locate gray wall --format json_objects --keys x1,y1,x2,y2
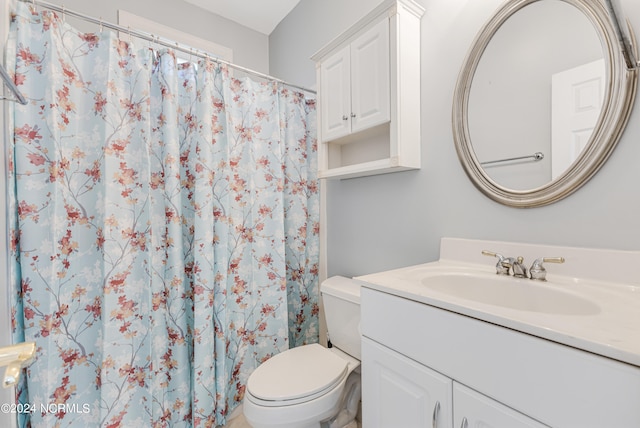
[
  {"x1": 270, "y1": 0, "x2": 640, "y2": 278},
  {"x1": 43, "y1": 0, "x2": 269, "y2": 73}
]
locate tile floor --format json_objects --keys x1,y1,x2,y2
[
  {"x1": 222, "y1": 413, "x2": 251, "y2": 428},
  {"x1": 223, "y1": 411, "x2": 361, "y2": 428}
]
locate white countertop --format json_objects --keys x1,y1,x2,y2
[{"x1": 355, "y1": 238, "x2": 640, "y2": 367}]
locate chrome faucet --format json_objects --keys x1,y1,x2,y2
[
  {"x1": 511, "y1": 256, "x2": 528, "y2": 278},
  {"x1": 483, "y1": 251, "x2": 528, "y2": 277},
  {"x1": 529, "y1": 257, "x2": 565, "y2": 281},
  {"x1": 481, "y1": 251, "x2": 511, "y2": 275},
  {"x1": 484, "y1": 251, "x2": 565, "y2": 281}
]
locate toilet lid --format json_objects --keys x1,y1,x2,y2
[{"x1": 247, "y1": 344, "x2": 348, "y2": 403}]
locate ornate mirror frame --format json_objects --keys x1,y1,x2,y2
[{"x1": 452, "y1": 0, "x2": 638, "y2": 208}]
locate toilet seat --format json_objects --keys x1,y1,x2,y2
[{"x1": 246, "y1": 344, "x2": 348, "y2": 407}]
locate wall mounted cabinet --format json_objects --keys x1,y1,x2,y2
[
  {"x1": 320, "y1": 19, "x2": 390, "y2": 142},
  {"x1": 311, "y1": 0, "x2": 424, "y2": 179}
]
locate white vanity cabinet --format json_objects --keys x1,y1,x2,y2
[
  {"x1": 361, "y1": 286, "x2": 640, "y2": 428},
  {"x1": 311, "y1": 0, "x2": 423, "y2": 179}
]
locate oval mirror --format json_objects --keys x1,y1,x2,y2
[{"x1": 452, "y1": 0, "x2": 638, "y2": 208}]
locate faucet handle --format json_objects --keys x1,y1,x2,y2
[
  {"x1": 481, "y1": 250, "x2": 499, "y2": 258},
  {"x1": 529, "y1": 257, "x2": 565, "y2": 281},
  {"x1": 512, "y1": 256, "x2": 528, "y2": 278},
  {"x1": 482, "y1": 250, "x2": 510, "y2": 275}
]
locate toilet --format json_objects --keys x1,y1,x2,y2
[{"x1": 243, "y1": 276, "x2": 361, "y2": 428}]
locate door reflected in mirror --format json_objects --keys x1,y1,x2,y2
[{"x1": 468, "y1": 0, "x2": 603, "y2": 191}]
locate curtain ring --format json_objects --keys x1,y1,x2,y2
[
  {"x1": 127, "y1": 26, "x2": 132, "y2": 43},
  {"x1": 99, "y1": 17, "x2": 103, "y2": 33},
  {"x1": 148, "y1": 34, "x2": 156, "y2": 62}
]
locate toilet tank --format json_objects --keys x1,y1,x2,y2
[{"x1": 321, "y1": 276, "x2": 361, "y2": 360}]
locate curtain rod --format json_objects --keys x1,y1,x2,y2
[
  {"x1": 21, "y1": 0, "x2": 317, "y2": 95},
  {"x1": 0, "y1": 62, "x2": 27, "y2": 104},
  {"x1": 604, "y1": 0, "x2": 639, "y2": 70}
]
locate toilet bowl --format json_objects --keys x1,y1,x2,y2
[{"x1": 243, "y1": 276, "x2": 361, "y2": 428}]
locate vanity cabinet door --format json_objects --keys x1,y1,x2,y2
[
  {"x1": 362, "y1": 337, "x2": 453, "y2": 428},
  {"x1": 453, "y1": 383, "x2": 549, "y2": 428}
]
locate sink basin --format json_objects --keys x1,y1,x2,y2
[
  {"x1": 421, "y1": 273, "x2": 600, "y2": 315},
  {"x1": 357, "y1": 238, "x2": 640, "y2": 368}
]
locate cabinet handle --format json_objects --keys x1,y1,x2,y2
[
  {"x1": 351, "y1": 112, "x2": 356, "y2": 118},
  {"x1": 432, "y1": 401, "x2": 440, "y2": 428},
  {"x1": 460, "y1": 417, "x2": 468, "y2": 428},
  {"x1": 342, "y1": 115, "x2": 349, "y2": 121}
]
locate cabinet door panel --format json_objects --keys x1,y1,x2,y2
[
  {"x1": 363, "y1": 337, "x2": 453, "y2": 428},
  {"x1": 350, "y1": 18, "x2": 390, "y2": 133},
  {"x1": 320, "y1": 45, "x2": 351, "y2": 142},
  {"x1": 453, "y1": 383, "x2": 549, "y2": 428}
]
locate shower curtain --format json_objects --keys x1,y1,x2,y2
[{"x1": 7, "y1": 3, "x2": 319, "y2": 427}]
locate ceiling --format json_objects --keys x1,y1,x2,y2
[{"x1": 183, "y1": 0, "x2": 302, "y2": 35}]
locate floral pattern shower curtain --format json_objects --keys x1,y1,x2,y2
[{"x1": 7, "y1": 4, "x2": 319, "y2": 427}]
